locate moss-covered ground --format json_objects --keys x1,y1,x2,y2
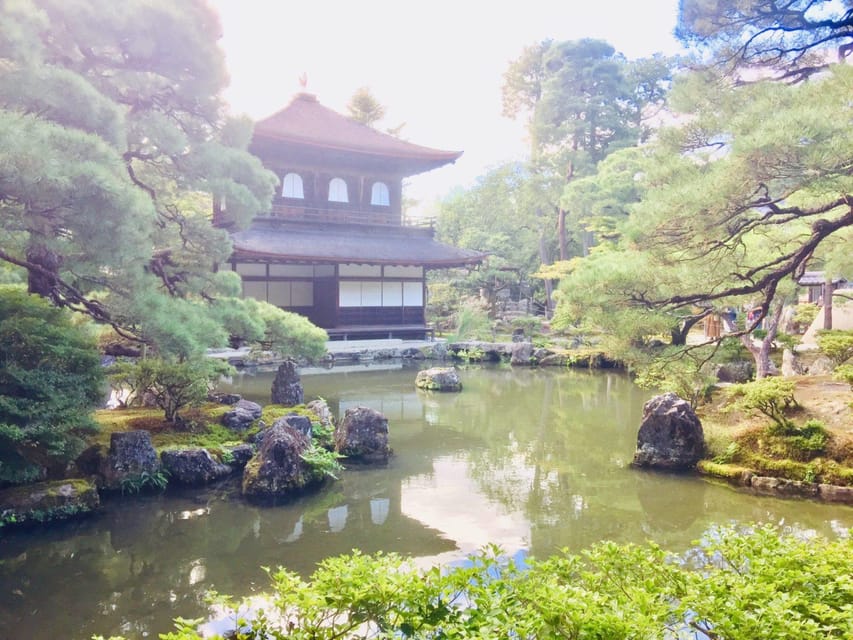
[
  {"x1": 698, "y1": 376, "x2": 853, "y2": 486},
  {"x1": 92, "y1": 404, "x2": 251, "y2": 454}
]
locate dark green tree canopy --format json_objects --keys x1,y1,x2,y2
[
  {"x1": 0, "y1": 286, "x2": 104, "y2": 484},
  {"x1": 501, "y1": 38, "x2": 673, "y2": 263},
  {"x1": 0, "y1": 0, "x2": 283, "y2": 356}
]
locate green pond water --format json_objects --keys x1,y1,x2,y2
[{"x1": 1, "y1": 363, "x2": 851, "y2": 639}]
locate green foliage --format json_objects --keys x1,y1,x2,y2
[
  {"x1": 816, "y1": 329, "x2": 853, "y2": 367},
  {"x1": 247, "y1": 299, "x2": 328, "y2": 361},
  {"x1": 0, "y1": 0, "x2": 279, "y2": 357},
  {"x1": 448, "y1": 301, "x2": 492, "y2": 342},
  {"x1": 634, "y1": 354, "x2": 717, "y2": 408},
  {"x1": 435, "y1": 162, "x2": 550, "y2": 307},
  {"x1": 119, "y1": 469, "x2": 169, "y2": 495},
  {"x1": 108, "y1": 358, "x2": 233, "y2": 423},
  {"x1": 510, "y1": 315, "x2": 542, "y2": 336},
  {"x1": 299, "y1": 444, "x2": 344, "y2": 482},
  {"x1": 425, "y1": 279, "x2": 462, "y2": 331},
  {"x1": 781, "y1": 419, "x2": 829, "y2": 458},
  {"x1": 775, "y1": 332, "x2": 800, "y2": 351},
  {"x1": 145, "y1": 525, "x2": 853, "y2": 639},
  {"x1": 712, "y1": 441, "x2": 740, "y2": 465},
  {"x1": 793, "y1": 302, "x2": 820, "y2": 331},
  {"x1": 715, "y1": 336, "x2": 750, "y2": 363},
  {"x1": 833, "y1": 364, "x2": 853, "y2": 390},
  {"x1": 346, "y1": 86, "x2": 386, "y2": 128},
  {"x1": 0, "y1": 287, "x2": 103, "y2": 484},
  {"x1": 727, "y1": 377, "x2": 799, "y2": 432},
  {"x1": 453, "y1": 346, "x2": 487, "y2": 363}
]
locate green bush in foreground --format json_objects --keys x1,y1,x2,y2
[
  {"x1": 98, "y1": 524, "x2": 852, "y2": 639},
  {"x1": 0, "y1": 287, "x2": 103, "y2": 484}
]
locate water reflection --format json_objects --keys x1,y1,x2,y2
[{"x1": 1, "y1": 365, "x2": 851, "y2": 639}]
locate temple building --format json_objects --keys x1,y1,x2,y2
[{"x1": 217, "y1": 92, "x2": 484, "y2": 340}]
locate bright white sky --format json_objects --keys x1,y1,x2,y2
[{"x1": 209, "y1": 0, "x2": 685, "y2": 213}]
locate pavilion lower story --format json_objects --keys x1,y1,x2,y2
[{"x1": 223, "y1": 220, "x2": 486, "y2": 340}]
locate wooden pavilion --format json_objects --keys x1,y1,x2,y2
[{"x1": 216, "y1": 92, "x2": 484, "y2": 339}]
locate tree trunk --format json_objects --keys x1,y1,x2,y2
[
  {"x1": 823, "y1": 273, "x2": 833, "y2": 329},
  {"x1": 26, "y1": 244, "x2": 63, "y2": 303},
  {"x1": 538, "y1": 232, "x2": 553, "y2": 318},
  {"x1": 741, "y1": 300, "x2": 784, "y2": 379},
  {"x1": 671, "y1": 313, "x2": 707, "y2": 346},
  {"x1": 557, "y1": 208, "x2": 568, "y2": 260}
]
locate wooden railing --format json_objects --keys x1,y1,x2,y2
[
  {"x1": 263, "y1": 204, "x2": 435, "y2": 229},
  {"x1": 268, "y1": 203, "x2": 399, "y2": 226}
]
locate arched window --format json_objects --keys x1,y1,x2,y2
[
  {"x1": 328, "y1": 177, "x2": 349, "y2": 203},
  {"x1": 282, "y1": 173, "x2": 304, "y2": 199},
  {"x1": 370, "y1": 181, "x2": 390, "y2": 206}
]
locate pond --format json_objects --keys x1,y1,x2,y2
[{"x1": 1, "y1": 364, "x2": 851, "y2": 639}]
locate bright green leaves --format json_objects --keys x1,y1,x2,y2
[{"x1": 153, "y1": 525, "x2": 853, "y2": 639}]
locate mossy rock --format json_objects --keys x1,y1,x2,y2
[
  {"x1": 0, "y1": 479, "x2": 99, "y2": 528},
  {"x1": 415, "y1": 367, "x2": 462, "y2": 392}
]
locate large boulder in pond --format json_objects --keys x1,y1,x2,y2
[
  {"x1": 222, "y1": 399, "x2": 262, "y2": 431},
  {"x1": 415, "y1": 367, "x2": 462, "y2": 392},
  {"x1": 160, "y1": 448, "x2": 233, "y2": 485},
  {"x1": 242, "y1": 424, "x2": 317, "y2": 499},
  {"x1": 335, "y1": 406, "x2": 390, "y2": 464},
  {"x1": 0, "y1": 479, "x2": 99, "y2": 527},
  {"x1": 270, "y1": 359, "x2": 303, "y2": 406},
  {"x1": 99, "y1": 431, "x2": 162, "y2": 490},
  {"x1": 633, "y1": 393, "x2": 704, "y2": 471},
  {"x1": 510, "y1": 342, "x2": 536, "y2": 366}
]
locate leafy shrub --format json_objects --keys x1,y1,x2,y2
[
  {"x1": 448, "y1": 299, "x2": 492, "y2": 342},
  {"x1": 792, "y1": 302, "x2": 819, "y2": 331},
  {"x1": 123, "y1": 525, "x2": 852, "y2": 640},
  {"x1": 300, "y1": 444, "x2": 344, "y2": 482},
  {"x1": 108, "y1": 357, "x2": 233, "y2": 423},
  {"x1": 510, "y1": 315, "x2": 542, "y2": 336},
  {"x1": 763, "y1": 419, "x2": 829, "y2": 461},
  {"x1": 713, "y1": 336, "x2": 750, "y2": 363},
  {"x1": 775, "y1": 332, "x2": 800, "y2": 351},
  {"x1": 634, "y1": 356, "x2": 716, "y2": 408},
  {"x1": 834, "y1": 363, "x2": 853, "y2": 390},
  {"x1": 455, "y1": 346, "x2": 487, "y2": 362},
  {"x1": 0, "y1": 287, "x2": 103, "y2": 484},
  {"x1": 119, "y1": 469, "x2": 169, "y2": 494},
  {"x1": 727, "y1": 377, "x2": 799, "y2": 432},
  {"x1": 816, "y1": 329, "x2": 853, "y2": 367}
]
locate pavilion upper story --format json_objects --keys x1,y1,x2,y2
[{"x1": 246, "y1": 92, "x2": 463, "y2": 228}]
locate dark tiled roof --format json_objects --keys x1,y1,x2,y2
[
  {"x1": 798, "y1": 271, "x2": 847, "y2": 286},
  {"x1": 230, "y1": 221, "x2": 486, "y2": 268},
  {"x1": 252, "y1": 93, "x2": 462, "y2": 174}
]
